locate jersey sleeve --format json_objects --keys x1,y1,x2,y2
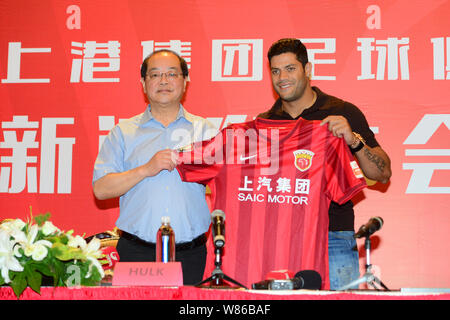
[
  {"x1": 324, "y1": 135, "x2": 367, "y2": 204},
  {"x1": 176, "y1": 131, "x2": 225, "y2": 185}
]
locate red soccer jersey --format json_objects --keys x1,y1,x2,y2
[{"x1": 176, "y1": 117, "x2": 366, "y2": 289}]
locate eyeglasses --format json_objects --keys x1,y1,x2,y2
[{"x1": 146, "y1": 71, "x2": 183, "y2": 81}]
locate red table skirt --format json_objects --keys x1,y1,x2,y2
[{"x1": 1, "y1": 285, "x2": 449, "y2": 300}]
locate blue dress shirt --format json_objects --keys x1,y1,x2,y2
[{"x1": 93, "y1": 105, "x2": 217, "y2": 243}]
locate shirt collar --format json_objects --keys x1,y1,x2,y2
[
  {"x1": 140, "y1": 104, "x2": 193, "y2": 126},
  {"x1": 269, "y1": 86, "x2": 323, "y2": 119}
]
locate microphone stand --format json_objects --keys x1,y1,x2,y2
[
  {"x1": 338, "y1": 236, "x2": 390, "y2": 291},
  {"x1": 195, "y1": 247, "x2": 247, "y2": 289}
]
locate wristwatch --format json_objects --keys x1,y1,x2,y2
[{"x1": 349, "y1": 132, "x2": 366, "y2": 153}]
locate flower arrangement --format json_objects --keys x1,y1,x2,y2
[{"x1": 0, "y1": 211, "x2": 105, "y2": 298}]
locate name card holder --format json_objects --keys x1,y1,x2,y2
[{"x1": 112, "y1": 262, "x2": 183, "y2": 286}]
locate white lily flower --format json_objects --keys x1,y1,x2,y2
[
  {"x1": 41, "y1": 221, "x2": 59, "y2": 236},
  {"x1": 83, "y1": 238, "x2": 104, "y2": 279},
  {"x1": 31, "y1": 244, "x2": 49, "y2": 261},
  {"x1": 67, "y1": 235, "x2": 104, "y2": 279},
  {"x1": 0, "y1": 219, "x2": 26, "y2": 234},
  {"x1": 0, "y1": 229, "x2": 24, "y2": 283},
  {"x1": 12, "y1": 224, "x2": 52, "y2": 261},
  {"x1": 68, "y1": 235, "x2": 86, "y2": 248}
]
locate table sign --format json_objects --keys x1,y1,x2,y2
[{"x1": 112, "y1": 262, "x2": 183, "y2": 286}]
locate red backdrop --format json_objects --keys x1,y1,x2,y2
[{"x1": 1, "y1": 0, "x2": 449, "y2": 289}]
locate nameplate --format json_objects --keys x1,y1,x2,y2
[{"x1": 112, "y1": 262, "x2": 183, "y2": 287}]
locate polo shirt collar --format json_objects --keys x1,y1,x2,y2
[{"x1": 269, "y1": 86, "x2": 324, "y2": 119}]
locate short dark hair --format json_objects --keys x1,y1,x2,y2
[
  {"x1": 140, "y1": 49, "x2": 189, "y2": 79},
  {"x1": 267, "y1": 38, "x2": 308, "y2": 67}
]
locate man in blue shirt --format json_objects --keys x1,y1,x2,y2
[{"x1": 93, "y1": 50, "x2": 216, "y2": 285}]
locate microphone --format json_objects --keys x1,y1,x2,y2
[
  {"x1": 354, "y1": 216, "x2": 384, "y2": 238},
  {"x1": 211, "y1": 209, "x2": 225, "y2": 249},
  {"x1": 252, "y1": 270, "x2": 322, "y2": 290},
  {"x1": 292, "y1": 270, "x2": 322, "y2": 290}
]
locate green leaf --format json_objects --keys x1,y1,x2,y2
[
  {"x1": 52, "y1": 242, "x2": 85, "y2": 261},
  {"x1": 52, "y1": 259, "x2": 66, "y2": 286},
  {"x1": 26, "y1": 271, "x2": 42, "y2": 294},
  {"x1": 32, "y1": 262, "x2": 53, "y2": 277},
  {"x1": 11, "y1": 273, "x2": 27, "y2": 299},
  {"x1": 34, "y1": 212, "x2": 51, "y2": 226},
  {"x1": 46, "y1": 234, "x2": 68, "y2": 245}
]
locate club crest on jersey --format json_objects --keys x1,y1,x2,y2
[{"x1": 293, "y1": 149, "x2": 315, "y2": 172}]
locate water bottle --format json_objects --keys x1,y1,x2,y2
[{"x1": 156, "y1": 216, "x2": 175, "y2": 262}]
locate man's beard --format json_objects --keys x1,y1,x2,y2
[{"x1": 278, "y1": 82, "x2": 307, "y2": 103}]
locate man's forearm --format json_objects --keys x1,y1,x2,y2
[
  {"x1": 354, "y1": 146, "x2": 392, "y2": 184},
  {"x1": 93, "y1": 166, "x2": 147, "y2": 200}
]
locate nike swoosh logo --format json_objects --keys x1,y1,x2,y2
[{"x1": 239, "y1": 154, "x2": 257, "y2": 161}]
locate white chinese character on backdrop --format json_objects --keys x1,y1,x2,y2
[
  {"x1": 141, "y1": 40, "x2": 192, "y2": 71},
  {"x1": 357, "y1": 37, "x2": 410, "y2": 80},
  {"x1": 431, "y1": 37, "x2": 450, "y2": 80},
  {"x1": 295, "y1": 179, "x2": 310, "y2": 194},
  {"x1": 0, "y1": 116, "x2": 76, "y2": 194},
  {"x1": 276, "y1": 177, "x2": 291, "y2": 193},
  {"x1": 402, "y1": 114, "x2": 450, "y2": 194},
  {"x1": 300, "y1": 38, "x2": 336, "y2": 80},
  {"x1": 39, "y1": 118, "x2": 76, "y2": 194},
  {"x1": 0, "y1": 116, "x2": 39, "y2": 193},
  {"x1": 1, "y1": 42, "x2": 51, "y2": 84},
  {"x1": 70, "y1": 41, "x2": 120, "y2": 82},
  {"x1": 211, "y1": 39, "x2": 263, "y2": 81}
]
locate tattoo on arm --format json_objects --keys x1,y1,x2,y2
[{"x1": 363, "y1": 148, "x2": 386, "y2": 173}]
